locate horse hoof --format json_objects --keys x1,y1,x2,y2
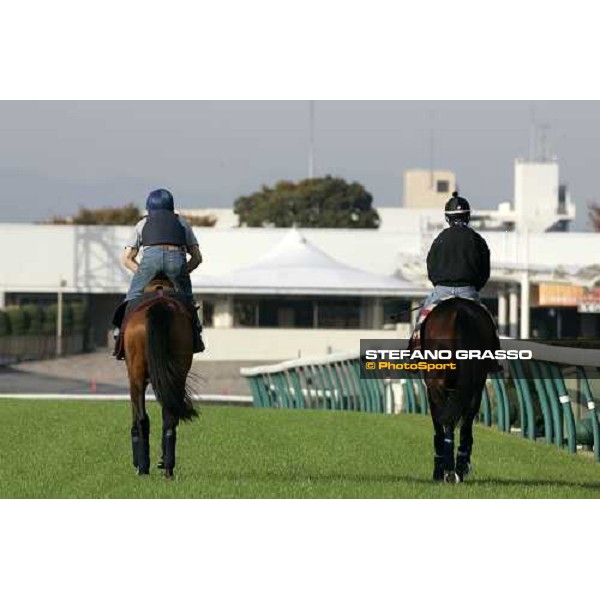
[
  {"x1": 444, "y1": 471, "x2": 459, "y2": 484},
  {"x1": 137, "y1": 467, "x2": 150, "y2": 476},
  {"x1": 163, "y1": 468, "x2": 174, "y2": 479}
]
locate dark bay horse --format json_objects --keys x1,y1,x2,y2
[
  {"x1": 124, "y1": 278, "x2": 198, "y2": 478},
  {"x1": 420, "y1": 297, "x2": 499, "y2": 483}
]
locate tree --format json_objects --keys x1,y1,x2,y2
[
  {"x1": 47, "y1": 203, "x2": 143, "y2": 225},
  {"x1": 47, "y1": 204, "x2": 218, "y2": 227},
  {"x1": 180, "y1": 213, "x2": 218, "y2": 227},
  {"x1": 234, "y1": 176, "x2": 380, "y2": 228}
]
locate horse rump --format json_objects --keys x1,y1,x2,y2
[{"x1": 146, "y1": 301, "x2": 198, "y2": 421}]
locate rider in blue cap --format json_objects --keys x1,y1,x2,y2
[{"x1": 115, "y1": 188, "x2": 205, "y2": 354}]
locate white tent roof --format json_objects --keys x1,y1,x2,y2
[{"x1": 191, "y1": 228, "x2": 428, "y2": 297}]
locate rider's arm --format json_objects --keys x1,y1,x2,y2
[
  {"x1": 122, "y1": 247, "x2": 140, "y2": 273},
  {"x1": 475, "y1": 236, "x2": 491, "y2": 290},
  {"x1": 426, "y1": 234, "x2": 443, "y2": 284},
  {"x1": 187, "y1": 245, "x2": 203, "y2": 273}
]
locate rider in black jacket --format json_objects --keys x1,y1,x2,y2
[
  {"x1": 414, "y1": 191, "x2": 502, "y2": 370},
  {"x1": 418, "y1": 192, "x2": 490, "y2": 311},
  {"x1": 427, "y1": 196, "x2": 490, "y2": 292}
]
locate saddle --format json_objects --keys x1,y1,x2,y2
[
  {"x1": 409, "y1": 296, "x2": 496, "y2": 350},
  {"x1": 112, "y1": 290, "x2": 194, "y2": 361}
]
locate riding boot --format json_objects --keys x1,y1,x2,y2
[
  {"x1": 112, "y1": 328, "x2": 124, "y2": 359},
  {"x1": 191, "y1": 306, "x2": 205, "y2": 353},
  {"x1": 489, "y1": 329, "x2": 504, "y2": 373},
  {"x1": 111, "y1": 301, "x2": 127, "y2": 360},
  {"x1": 489, "y1": 360, "x2": 504, "y2": 374}
]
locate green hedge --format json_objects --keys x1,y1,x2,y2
[
  {"x1": 42, "y1": 305, "x2": 57, "y2": 335},
  {"x1": 0, "y1": 302, "x2": 88, "y2": 337},
  {"x1": 22, "y1": 304, "x2": 44, "y2": 335},
  {"x1": 5, "y1": 306, "x2": 29, "y2": 335},
  {"x1": 62, "y1": 304, "x2": 73, "y2": 334},
  {"x1": 0, "y1": 311, "x2": 10, "y2": 336},
  {"x1": 71, "y1": 302, "x2": 87, "y2": 334}
]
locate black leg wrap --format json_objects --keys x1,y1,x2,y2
[
  {"x1": 137, "y1": 415, "x2": 150, "y2": 474},
  {"x1": 456, "y1": 447, "x2": 471, "y2": 480},
  {"x1": 131, "y1": 424, "x2": 140, "y2": 468},
  {"x1": 433, "y1": 455, "x2": 445, "y2": 481},
  {"x1": 162, "y1": 428, "x2": 177, "y2": 472},
  {"x1": 157, "y1": 434, "x2": 166, "y2": 470},
  {"x1": 443, "y1": 435, "x2": 455, "y2": 474},
  {"x1": 433, "y1": 432, "x2": 445, "y2": 481}
]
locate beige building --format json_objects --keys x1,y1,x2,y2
[{"x1": 403, "y1": 169, "x2": 457, "y2": 209}]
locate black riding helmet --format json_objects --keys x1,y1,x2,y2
[{"x1": 444, "y1": 191, "x2": 471, "y2": 225}]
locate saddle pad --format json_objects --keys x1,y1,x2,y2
[{"x1": 410, "y1": 296, "x2": 496, "y2": 345}]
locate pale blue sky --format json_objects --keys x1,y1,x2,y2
[{"x1": 0, "y1": 101, "x2": 598, "y2": 229}]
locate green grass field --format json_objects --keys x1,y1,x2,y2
[{"x1": 0, "y1": 400, "x2": 598, "y2": 498}]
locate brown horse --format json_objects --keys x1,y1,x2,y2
[
  {"x1": 124, "y1": 277, "x2": 198, "y2": 478},
  {"x1": 420, "y1": 297, "x2": 499, "y2": 483}
]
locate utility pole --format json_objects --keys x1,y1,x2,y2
[
  {"x1": 529, "y1": 103, "x2": 536, "y2": 161},
  {"x1": 56, "y1": 278, "x2": 66, "y2": 356},
  {"x1": 429, "y1": 109, "x2": 436, "y2": 189},
  {"x1": 308, "y1": 100, "x2": 315, "y2": 179}
]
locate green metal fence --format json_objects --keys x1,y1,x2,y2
[{"x1": 240, "y1": 341, "x2": 600, "y2": 461}]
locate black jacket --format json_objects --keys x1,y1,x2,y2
[{"x1": 426, "y1": 225, "x2": 490, "y2": 291}]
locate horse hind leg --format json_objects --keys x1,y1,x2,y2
[
  {"x1": 130, "y1": 381, "x2": 150, "y2": 475},
  {"x1": 432, "y1": 418, "x2": 445, "y2": 482},
  {"x1": 161, "y1": 406, "x2": 179, "y2": 479},
  {"x1": 456, "y1": 414, "x2": 476, "y2": 482},
  {"x1": 442, "y1": 424, "x2": 459, "y2": 484},
  {"x1": 430, "y1": 388, "x2": 460, "y2": 483}
]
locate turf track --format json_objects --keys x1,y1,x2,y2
[{"x1": 0, "y1": 400, "x2": 598, "y2": 498}]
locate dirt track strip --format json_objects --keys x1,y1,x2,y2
[{"x1": 0, "y1": 393, "x2": 253, "y2": 406}]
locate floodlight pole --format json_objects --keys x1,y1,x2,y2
[{"x1": 308, "y1": 100, "x2": 315, "y2": 179}]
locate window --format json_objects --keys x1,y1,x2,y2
[
  {"x1": 317, "y1": 299, "x2": 360, "y2": 329},
  {"x1": 436, "y1": 179, "x2": 449, "y2": 193},
  {"x1": 201, "y1": 301, "x2": 214, "y2": 326},
  {"x1": 233, "y1": 299, "x2": 259, "y2": 327}
]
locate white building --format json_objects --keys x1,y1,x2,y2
[
  {"x1": 0, "y1": 156, "x2": 589, "y2": 360},
  {"x1": 1, "y1": 221, "x2": 600, "y2": 357}
]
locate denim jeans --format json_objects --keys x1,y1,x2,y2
[
  {"x1": 416, "y1": 285, "x2": 479, "y2": 324},
  {"x1": 125, "y1": 247, "x2": 193, "y2": 302}
]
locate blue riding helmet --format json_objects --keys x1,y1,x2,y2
[{"x1": 146, "y1": 189, "x2": 175, "y2": 212}]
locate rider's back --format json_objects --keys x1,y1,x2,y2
[{"x1": 427, "y1": 225, "x2": 490, "y2": 291}]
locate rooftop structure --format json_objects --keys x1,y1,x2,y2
[
  {"x1": 402, "y1": 169, "x2": 457, "y2": 209},
  {"x1": 191, "y1": 228, "x2": 426, "y2": 297}
]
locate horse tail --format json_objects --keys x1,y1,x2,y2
[
  {"x1": 453, "y1": 305, "x2": 479, "y2": 417},
  {"x1": 146, "y1": 302, "x2": 198, "y2": 421}
]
